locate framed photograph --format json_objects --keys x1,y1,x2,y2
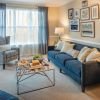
[
  {"x1": 81, "y1": 7, "x2": 90, "y2": 20},
  {"x1": 69, "y1": 19, "x2": 80, "y2": 32},
  {"x1": 91, "y1": 4, "x2": 99, "y2": 20},
  {"x1": 82, "y1": 0, "x2": 88, "y2": 8},
  {"x1": 74, "y1": 9, "x2": 80, "y2": 19},
  {"x1": 81, "y1": 21, "x2": 95, "y2": 38},
  {"x1": 68, "y1": 8, "x2": 74, "y2": 19}
]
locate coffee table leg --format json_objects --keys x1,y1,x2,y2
[{"x1": 53, "y1": 69, "x2": 55, "y2": 86}]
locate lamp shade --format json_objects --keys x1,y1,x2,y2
[{"x1": 55, "y1": 27, "x2": 64, "y2": 35}]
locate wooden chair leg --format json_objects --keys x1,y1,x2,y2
[{"x1": 3, "y1": 64, "x2": 5, "y2": 70}]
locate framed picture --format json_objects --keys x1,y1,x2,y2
[
  {"x1": 82, "y1": 0, "x2": 88, "y2": 8},
  {"x1": 74, "y1": 9, "x2": 80, "y2": 19},
  {"x1": 81, "y1": 7, "x2": 90, "y2": 20},
  {"x1": 81, "y1": 21, "x2": 95, "y2": 38},
  {"x1": 69, "y1": 19, "x2": 80, "y2": 32},
  {"x1": 91, "y1": 4, "x2": 99, "y2": 20},
  {"x1": 68, "y1": 8, "x2": 74, "y2": 19}
]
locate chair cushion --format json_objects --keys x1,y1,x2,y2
[
  {"x1": 55, "y1": 53, "x2": 75, "y2": 66},
  {"x1": 48, "y1": 50, "x2": 60, "y2": 58},
  {"x1": 5, "y1": 50, "x2": 18, "y2": 57},
  {"x1": 0, "y1": 90, "x2": 19, "y2": 100},
  {"x1": 65, "y1": 60, "x2": 82, "y2": 76}
]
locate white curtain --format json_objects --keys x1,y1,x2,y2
[{"x1": 6, "y1": 7, "x2": 39, "y2": 56}]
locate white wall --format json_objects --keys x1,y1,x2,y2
[{"x1": 59, "y1": 0, "x2": 100, "y2": 48}]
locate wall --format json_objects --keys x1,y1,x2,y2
[
  {"x1": 48, "y1": 7, "x2": 59, "y2": 45},
  {"x1": 59, "y1": 0, "x2": 100, "y2": 48}
]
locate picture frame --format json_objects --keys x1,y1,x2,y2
[
  {"x1": 81, "y1": 21, "x2": 95, "y2": 38},
  {"x1": 68, "y1": 8, "x2": 74, "y2": 19},
  {"x1": 80, "y1": 7, "x2": 90, "y2": 20},
  {"x1": 82, "y1": 0, "x2": 88, "y2": 8},
  {"x1": 91, "y1": 4, "x2": 99, "y2": 20},
  {"x1": 69, "y1": 19, "x2": 80, "y2": 32},
  {"x1": 74, "y1": 9, "x2": 80, "y2": 19}
]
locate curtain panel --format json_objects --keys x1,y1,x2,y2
[
  {"x1": 38, "y1": 7, "x2": 49, "y2": 54},
  {"x1": 0, "y1": 3, "x2": 6, "y2": 37}
]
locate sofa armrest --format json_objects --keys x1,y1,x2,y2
[
  {"x1": 48, "y1": 46, "x2": 55, "y2": 51},
  {"x1": 82, "y1": 61, "x2": 100, "y2": 86}
]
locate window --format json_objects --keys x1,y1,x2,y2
[{"x1": 6, "y1": 7, "x2": 39, "y2": 45}]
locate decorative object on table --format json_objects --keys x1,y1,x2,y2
[
  {"x1": 74, "y1": 9, "x2": 80, "y2": 19},
  {"x1": 81, "y1": 21, "x2": 95, "y2": 37},
  {"x1": 68, "y1": 8, "x2": 74, "y2": 19},
  {"x1": 55, "y1": 27, "x2": 64, "y2": 40},
  {"x1": 33, "y1": 54, "x2": 43, "y2": 63},
  {"x1": 82, "y1": 0, "x2": 88, "y2": 8},
  {"x1": 69, "y1": 19, "x2": 80, "y2": 32},
  {"x1": 18, "y1": 59, "x2": 29, "y2": 66},
  {"x1": 91, "y1": 4, "x2": 99, "y2": 20},
  {"x1": 30, "y1": 60, "x2": 42, "y2": 70},
  {"x1": 81, "y1": 7, "x2": 90, "y2": 20}
]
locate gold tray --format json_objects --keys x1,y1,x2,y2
[{"x1": 29, "y1": 63, "x2": 42, "y2": 70}]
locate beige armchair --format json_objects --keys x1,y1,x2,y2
[{"x1": 0, "y1": 36, "x2": 20, "y2": 69}]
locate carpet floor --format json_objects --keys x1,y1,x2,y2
[{"x1": 0, "y1": 61, "x2": 100, "y2": 100}]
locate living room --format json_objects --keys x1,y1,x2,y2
[{"x1": 0, "y1": 0, "x2": 100, "y2": 100}]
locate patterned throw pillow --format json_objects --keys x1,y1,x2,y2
[
  {"x1": 55, "y1": 41, "x2": 64, "y2": 50},
  {"x1": 78, "y1": 47, "x2": 92, "y2": 63},
  {"x1": 86, "y1": 48, "x2": 100, "y2": 62},
  {"x1": 60, "y1": 42, "x2": 74, "y2": 52},
  {"x1": 66, "y1": 49, "x2": 79, "y2": 58}
]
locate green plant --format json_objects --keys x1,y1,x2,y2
[{"x1": 33, "y1": 54, "x2": 42, "y2": 60}]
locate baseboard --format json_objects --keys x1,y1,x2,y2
[{"x1": 61, "y1": 37, "x2": 100, "y2": 48}]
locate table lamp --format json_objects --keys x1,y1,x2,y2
[{"x1": 55, "y1": 27, "x2": 64, "y2": 40}]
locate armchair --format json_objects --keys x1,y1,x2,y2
[{"x1": 0, "y1": 36, "x2": 20, "y2": 69}]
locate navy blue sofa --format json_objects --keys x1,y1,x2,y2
[{"x1": 48, "y1": 42, "x2": 100, "y2": 92}]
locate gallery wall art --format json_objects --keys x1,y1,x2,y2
[
  {"x1": 81, "y1": 21, "x2": 95, "y2": 38},
  {"x1": 68, "y1": 8, "x2": 74, "y2": 19},
  {"x1": 69, "y1": 19, "x2": 80, "y2": 32},
  {"x1": 91, "y1": 4, "x2": 99, "y2": 20},
  {"x1": 81, "y1": 7, "x2": 90, "y2": 20}
]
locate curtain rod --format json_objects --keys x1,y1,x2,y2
[{"x1": 6, "y1": 3, "x2": 38, "y2": 9}]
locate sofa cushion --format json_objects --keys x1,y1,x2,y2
[
  {"x1": 0, "y1": 90, "x2": 19, "y2": 100},
  {"x1": 55, "y1": 53, "x2": 75, "y2": 66},
  {"x1": 65, "y1": 60, "x2": 82, "y2": 76},
  {"x1": 48, "y1": 50, "x2": 60, "y2": 58}
]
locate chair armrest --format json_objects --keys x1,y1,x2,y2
[
  {"x1": 11, "y1": 47, "x2": 20, "y2": 60},
  {"x1": 48, "y1": 46, "x2": 55, "y2": 51},
  {"x1": 82, "y1": 61, "x2": 100, "y2": 86}
]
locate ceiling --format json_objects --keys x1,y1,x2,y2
[{"x1": 0, "y1": 0, "x2": 74, "y2": 7}]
